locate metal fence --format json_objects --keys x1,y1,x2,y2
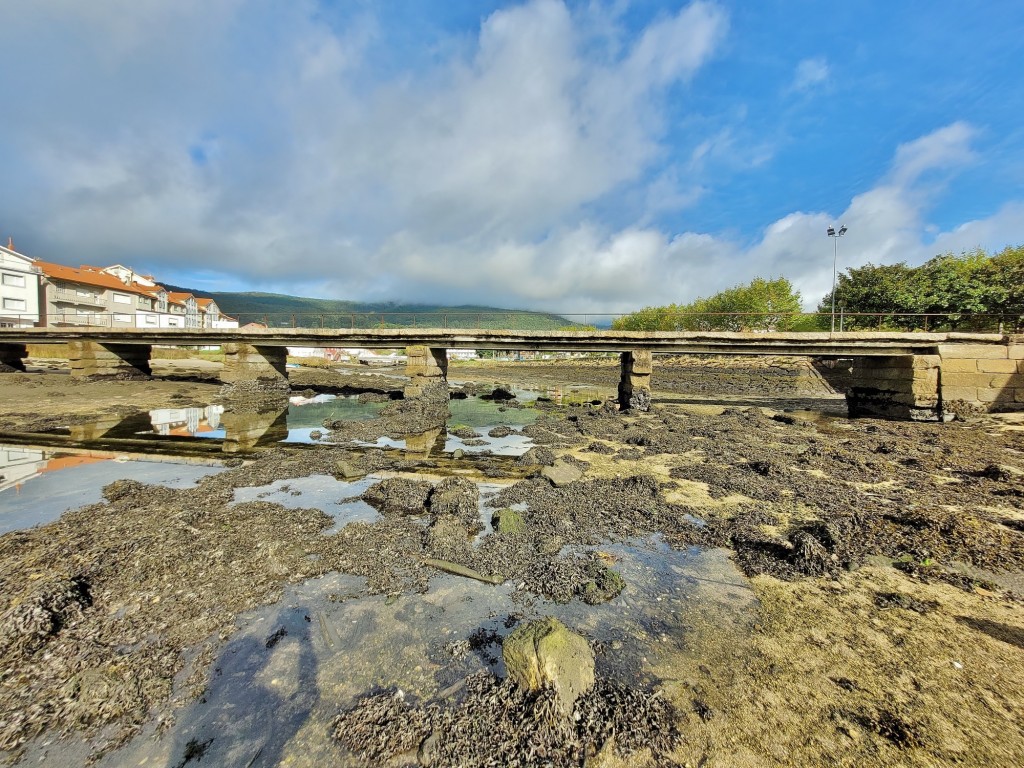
[{"x1": 1, "y1": 311, "x2": 1021, "y2": 332}]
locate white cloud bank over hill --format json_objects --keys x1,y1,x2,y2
[{"x1": 0, "y1": 1, "x2": 1022, "y2": 312}]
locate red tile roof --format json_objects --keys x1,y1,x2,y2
[{"x1": 34, "y1": 260, "x2": 153, "y2": 297}]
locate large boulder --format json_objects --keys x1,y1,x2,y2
[{"x1": 502, "y1": 617, "x2": 594, "y2": 715}]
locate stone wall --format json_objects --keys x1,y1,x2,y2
[{"x1": 937, "y1": 341, "x2": 1024, "y2": 414}]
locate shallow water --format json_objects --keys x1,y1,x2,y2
[
  {"x1": 0, "y1": 445, "x2": 224, "y2": 534},
  {"x1": 65, "y1": 534, "x2": 754, "y2": 768}
]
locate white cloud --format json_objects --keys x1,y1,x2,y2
[
  {"x1": 790, "y1": 56, "x2": 829, "y2": 92},
  {"x1": 0, "y1": 3, "x2": 1021, "y2": 318}
]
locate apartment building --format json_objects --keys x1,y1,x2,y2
[
  {"x1": 0, "y1": 240, "x2": 41, "y2": 327},
  {"x1": 35, "y1": 261, "x2": 164, "y2": 327},
  {"x1": 31, "y1": 261, "x2": 238, "y2": 329}
]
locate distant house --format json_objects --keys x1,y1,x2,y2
[
  {"x1": 197, "y1": 297, "x2": 239, "y2": 328},
  {"x1": 24, "y1": 257, "x2": 235, "y2": 330},
  {"x1": 0, "y1": 240, "x2": 41, "y2": 327},
  {"x1": 35, "y1": 260, "x2": 158, "y2": 327}
]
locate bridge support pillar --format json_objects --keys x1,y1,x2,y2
[
  {"x1": 846, "y1": 355, "x2": 940, "y2": 420},
  {"x1": 404, "y1": 346, "x2": 448, "y2": 398},
  {"x1": 68, "y1": 341, "x2": 151, "y2": 378},
  {"x1": 619, "y1": 350, "x2": 652, "y2": 412},
  {"x1": 0, "y1": 343, "x2": 27, "y2": 372},
  {"x1": 221, "y1": 344, "x2": 289, "y2": 393}
]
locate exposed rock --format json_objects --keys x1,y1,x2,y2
[
  {"x1": 451, "y1": 426, "x2": 482, "y2": 439},
  {"x1": 541, "y1": 461, "x2": 584, "y2": 487},
  {"x1": 424, "y1": 516, "x2": 474, "y2": 564},
  {"x1": 484, "y1": 386, "x2": 516, "y2": 401},
  {"x1": 487, "y1": 425, "x2": 513, "y2": 438},
  {"x1": 362, "y1": 477, "x2": 433, "y2": 516},
  {"x1": 502, "y1": 617, "x2": 595, "y2": 715},
  {"x1": 581, "y1": 565, "x2": 625, "y2": 605},
  {"x1": 428, "y1": 477, "x2": 480, "y2": 525},
  {"x1": 492, "y1": 508, "x2": 525, "y2": 535},
  {"x1": 517, "y1": 447, "x2": 556, "y2": 467}
]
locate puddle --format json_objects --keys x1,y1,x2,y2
[
  {"x1": 0, "y1": 445, "x2": 224, "y2": 535},
  {"x1": 53, "y1": 534, "x2": 754, "y2": 768},
  {"x1": 233, "y1": 475, "x2": 381, "y2": 533}
]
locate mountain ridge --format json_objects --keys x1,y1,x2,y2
[{"x1": 162, "y1": 286, "x2": 576, "y2": 330}]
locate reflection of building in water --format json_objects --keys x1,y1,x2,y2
[
  {"x1": 0, "y1": 446, "x2": 105, "y2": 494},
  {"x1": 148, "y1": 405, "x2": 225, "y2": 436},
  {"x1": 0, "y1": 446, "x2": 46, "y2": 493}
]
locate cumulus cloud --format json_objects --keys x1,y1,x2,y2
[{"x1": 0, "y1": 1, "x2": 1021, "y2": 316}]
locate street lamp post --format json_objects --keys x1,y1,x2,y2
[{"x1": 827, "y1": 225, "x2": 847, "y2": 332}]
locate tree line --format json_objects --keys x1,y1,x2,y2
[{"x1": 612, "y1": 245, "x2": 1023, "y2": 332}]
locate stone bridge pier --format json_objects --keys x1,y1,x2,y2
[
  {"x1": 68, "y1": 341, "x2": 151, "y2": 378},
  {"x1": 618, "y1": 350, "x2": 652, "y2": 412},
  {"x1": 220, "y1": 343, "x2": 289, "y2": 393},
  {"x1": 405, "y1": 345, "x2": 448, "y2": 398}
]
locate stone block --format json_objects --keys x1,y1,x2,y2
[
  {"x1": 982, "y1": 373, "x2": 1024, "y2": 389},
  {"x1": 1009, "y1": 346, "x2": 1024, "y2": 360},
  {"x1": 940, "y1": 358, "x2": 981, "y2": 373},
  {"x1": 941, "y1": 372, "x2": 998, "y2": 389},
  {"x1": 977, "y1": 359, "x2": 1019, "y2": 374},
  {"x1": 624, "y1": 349, "x2": 653, "y2": 374},
  {"x1": 1016, "y1": 388, "x2": 1024, "y2": 403},
  {"x1": 940, "y1": 386, "x2": 979, "y2": 402},
  {"x1": 977, "y1": 387, "x2": 1016, "y2": 403},
  {"x1": 938, "y1": 344, "x2": 1008, "y2": 360}
]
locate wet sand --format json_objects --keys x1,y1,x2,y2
[{"x1": 0, "y1": 356, "x2": 1022, "y2": 766}]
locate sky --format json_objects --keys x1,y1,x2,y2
[{"x1": 1, "y1": 0, "x2": 1022, "y2": 314}]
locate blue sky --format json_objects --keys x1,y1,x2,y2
[{"x1": 0, "y1": 0, "x2": 1022, "y2": 312}]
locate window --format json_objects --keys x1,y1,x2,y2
[
  {"x1": 1, "y1": 272, "x2": 25, "y2": 287},
  {"x1": 113, "y1": 313, "x2": 132, "y2": 323},
  {"x1": 76, "y1": 288, "x2": 92, "y2": 297},
  {"x1": 2, "y1": 297, "x2": 27, "y2": 310},
  {"x1": 113, "y1": 292, "x2": 132, "y2": 305},
  {"x1": 143, "y1": 315, "x2": 158, "y2": 325}
]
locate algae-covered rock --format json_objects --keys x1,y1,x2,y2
[
  {"x1": 581, "y1": 565, "x2": 625, "y2": 605},
  {"x1": 492, "y1": 508, "x2": 525, "y2": 535},
  {"x1": 502, "y1": 617, "x2": 594, "y2": 715}
]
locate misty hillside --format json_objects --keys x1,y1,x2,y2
[{"x1": 163, "y1": 287, "x2": 577, "y2": 330}]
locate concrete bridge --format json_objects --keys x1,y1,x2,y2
[{"x1": 0, "y1": 327, "x2": 1021, "y2": 420}]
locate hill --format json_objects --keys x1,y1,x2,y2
[{"x1": 163, "y1": 287, "x2": 576, "y2": 330}]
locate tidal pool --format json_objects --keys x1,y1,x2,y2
[{"x1": 0, "y1": 445, "x2": 224, "y2": 534}]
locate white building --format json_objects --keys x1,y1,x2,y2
[{"x1": 0, "y1": 240, "x2": 41, "y2": 327}]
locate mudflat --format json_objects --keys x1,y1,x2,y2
[{"x1": 0, "y1": 356, "x2": 1022, "y2": 767}]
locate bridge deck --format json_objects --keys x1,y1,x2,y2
[{"x1": 0, "y1": 327, "x2": 1014, "y2": 356}]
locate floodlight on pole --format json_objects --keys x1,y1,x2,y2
[{"x1": 828, "y1": 225, "x2": 847, "y2": 332}]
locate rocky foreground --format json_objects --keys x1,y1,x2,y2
[{"x1": 0, "y1": 357, "x2": 1021, "y2": 766}]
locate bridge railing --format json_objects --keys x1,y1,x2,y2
[{"x1": 2, "y1": 311, "x2": 1021, "y2": 333}]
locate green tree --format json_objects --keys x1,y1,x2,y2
[
  {"x1": 613, "y1": 277, "x2": 803, "y2": 332},
  {"x1": 986, "y1": 245, "x2": 1024, "y2": 326},
  {"x1": 818, "y1": 262, "x2": 923, "y2": 330}
]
